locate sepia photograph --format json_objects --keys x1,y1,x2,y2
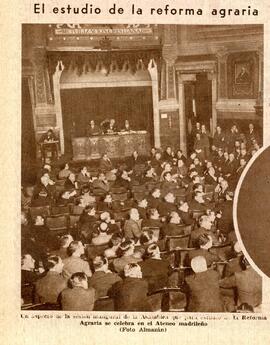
[{"x1": 21, "y1": 23, "x2": 264, "y2": 313}]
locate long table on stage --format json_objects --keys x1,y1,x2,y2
[{"x1": 72, "y1": 131, "x2": 150, "y2": 161}]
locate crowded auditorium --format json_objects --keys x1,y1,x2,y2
[{"x1": 21, "y1": 24, "x2": 263, "y2": 312}]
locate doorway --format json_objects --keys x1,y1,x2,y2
[
  {"x1": 184, "y1": 73, "x2": 212, "y2": 154},
  {"x1": 194, "y1": 73, "x2": 212, "y2": 129}
]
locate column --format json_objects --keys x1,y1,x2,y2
[
  {"x1": 162, "y1": 25, "x2": 178, "y2": 100},
  {"x1": 148, "y1": 59, "x2": 160, "y2": 148},
  {"x1": 216, "y1": 49, "x2": 228, "y2": 99},
  {"x1": 207, "y1": 71, "x2": 218, "y2": 135},
  {"x1": 52, "y1": 61, "x2": 65, "y2": 154},
  {"x1": 177, "y1": 73, "x2": 196, "y2": 156}
]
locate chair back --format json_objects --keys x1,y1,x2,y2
[
  {"x1": 46, "y1": 215, "x2": 68, "y2": 234},
  {"x1": 182, "y1": 224, "x2": 193, "y2": 235},
  {"x1": 165, "y1": 234, "x2": 190, "y2": 251},
  {"x1": 94, "y1": 296, "x2": 115, "y2": 311},
  {"x1": 212, "y1": 260, "x2": 228, "y2": 279},
  {"x1": 55, "y1": 179, "x2": 66, "y2": 186},
  {"x1": 131, "y1": 185, "x2": 146, "y2": 193},
  {"x1": 146, "y1": 181, "x2": 160, "y2": 192},
  {"x1": 69, "y1": 214, "x2": 80, "y2": 228},
  {"x1": 142, "y1": 226, "x2": 160, "y2": 239},
  {"x1": 71, "y1": 205, "x2": 84, "y2": 215},
  {"x1": 29, "y1": 205, "x2": 50, "y2": 219},
  {"x1": 51, "y1": 205, "x2": 70, "y2": 216},
  {"x1": 112, "y1": 192, "x2": 128, "y2": 202},
  {"x1": 192, "y1": 209, "x2": 205, "y2": 220}
]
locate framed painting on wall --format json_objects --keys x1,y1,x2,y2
[{"x1": 227, "y1": 52, "x2": 259, "y2": 99}]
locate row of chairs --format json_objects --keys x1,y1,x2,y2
[
  {"x1": 54, "y1": 177, "x2": 216, "y2": 203},
  {"x1": 21, "y1": 286, "x2": 187, "y2": 312}
]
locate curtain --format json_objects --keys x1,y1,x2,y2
[{"x1": 61, "y1": 86, "x2": 154, "y2": 154}]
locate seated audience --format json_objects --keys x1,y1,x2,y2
[
  {"x1": 109, "y1": 263, "x2": 151, "y2": 311},
  {"x1": 58, "y1": 163, "x2": 72, "y2": 180},
  {"x1": 113, "y1": 240, "x2": 142, "y2": 273},
  {"x1": 62, "y1": 241, "x2": 92, "y2": 279},
  {"x1": 219, "y1": 257, "x2": 262, "y2": 312},
  {"x1": 61, "y1": 272, "x2": 96, "y2": 311},
  {"x1": 77, "y1": 166, "x2": 92, "y2": 186},
  {"x1": 92, "y1": 172, "x2": 110, "y2": 193},
  {"x1": 185, "y1": 256, "x2": 224, "y2": 312},
  {"x1": 162, "y1": 211, "x2": 185, "y2": 237},
  {"x1": 188, "y1": 234, "x2": 220, "y2": 267},
  {"x1": 88, "y1": 255, "x2": 122, "y2": 298},
  {"x1": 21, "y1": 123, "x2": 262, "y2": 311},
  {"x1": 91, "y1": 222, "x2": 112, "y2": 246},
  {"x1": 64, "y1": 173, "x2": 78, "y2": 191},
  {"x1": 139, "y1": 244, "x2": 171, "y2": 293},
  {"x1": 104, "y1": 233, "x2": 123, "y2": 259},
  {"x1": 50, "y1": 235, "x2": 73, "y2": 260},
  {"x1": 123, "y1": 208, "x2": 142, "y2": 241},
  {"x1": 35, "y1": 255, "x2": 67, "y2": 304}
]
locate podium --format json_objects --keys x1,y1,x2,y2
[{"x1": 40, "y1": 140, "x2": 59, "y2": 162}]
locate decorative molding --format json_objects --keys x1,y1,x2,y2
[
  {"x1": 33, "y1": 47, "x2": 47, "y2": 104},
  {"x1": 177, "y1": 73, "x2": 197, "y2": 83},
  {"x1": 216, "y1": 99, "x2": 256, "y2": 113},
  {"x1": 159, "y1": 99, "x2": 179, "y2": 111},
  {"x1": 217, "y1": 111, "x2": 257, "y2": 120},
  {"x1": 61, "y1": 80, "x2": 152, "y2": 89},
  {"x1": 175, "y1": 60, "x2": 216, "y2": 74}
]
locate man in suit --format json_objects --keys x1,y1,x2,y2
[
  {"x1": 147, "y1": 188, "x2": 162, "y2": 209},
  {"x1": 109, "y1": 263, "x2": 151, "y2": 311},
  {"x1": 213, "y1": 126, "x2": 225, "y2": 149},
  {"x1": 91, "y1": 222, "x2": 112, "y2": 246},
  {"x1": 39, "y1": 129, "x2": 58, "y2": 161},
  {"x1": 161, "y1": 211, "x2": 185, "y2": 237},
  {"x1": 35, "y1": 255, "x2": 67, "y2": 304},
  {"x1": 21, "y1": 254, "x2": 41, "y2": 304},
  {"x1": 219, "y1": 257, "x2": 262, "y2": 311},
  {"x1": 60, "y1": 272, "x2": 96, "y2": 311},
  {"x1": 190, "y1": 215, "x2": 219, "y2": 247},
  {"x1": 113, "y1": 170, "x2": 131, "y2": 190},
  {"x1": 33, "y1": 173, "x2": 56, "y2": 201},
  {"x1": 99, "y1": 153, "x2": 115, "y2": 172},
  {"x1": 235, "y1": 158, "x2": 247, "y2": 180},
  {"x1": 137, "y1": 198, "x2": 148, "y2": 219},
  {"x1": 122, "y1": 119, "x2": 131, "y2": 132},
  {"x1": 107, "y1": 118, "x2": 118, "y2": 133},
  {"x1": 188, "y1": 234, "x2": 220, "y2": 267},
  {"x1": 223, "y1": 241, "x2": 243, "y2": 277},
  {"x1": 189, "y1": 191, "x2": 208, "y2": 213},
  {"x1": 142, "y1": 208, "x2": 162, "y2": 229},
  {"x1": 86, "y1": 120, "x2": 101, "y2": 136},
  {"x1": 113, "y1": 240, "x2": 142, "y2": 273},
  {"x1": 123, "y1": 208, "x2": 142, "y2": 240},
  {"x1": 158, "y1": 192, "x2": 178, "y2": 218},
  {"x1": 88, "y1": 256, "x2": 122, "y2": 298},
  {"x1": 50, "y1": 235, "x2": 73, "y2": 260},
  {"x1": 185, "y1": 256, "x2": 224, "y2": 312},
  {"x1": 62, "y1": 241, "x2": 92, "y2": 279},
  {"x1": 178, "y1": 201, "x2": 194, "y2": 226},
  {"x1": 139, "y1": 244, "x2": 171, "y2": 293},
  {"x1": 77, "y1": 166, "x2": 92, "y2": 186},
  {"x1": 92, "y1": 172, "x2": 110, "y2": 193}
]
